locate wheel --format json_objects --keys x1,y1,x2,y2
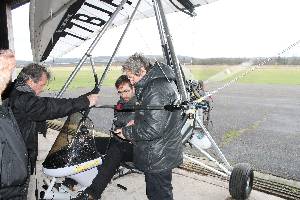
[{"x1": 229, "y1": 163, "x2": 254, "y2": 200}]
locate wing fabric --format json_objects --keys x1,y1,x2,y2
[{"x1": 30, "y1": 0, "x2": 219, "y2": 62}]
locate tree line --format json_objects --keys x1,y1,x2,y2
[
  {"x1": 16, "y1": 56, "x2": 300, "y2": 66},
  {"x1": 186, "y1": 56, "x2": 300, "y2": 65}
]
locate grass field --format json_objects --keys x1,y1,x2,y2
[
  {"x1": 232, "y1": 67, "x2": 300, "y2": 85},
  {"x1": 28, "y1": 65, "x2": 300, "y2": 91},
  {"x1": 46, "y1": 66, "x2": 122, "y2": 91}
]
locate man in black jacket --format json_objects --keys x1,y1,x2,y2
[
  {"x1": 73, "y1": 75, "x2": 134, "y2": 200},
  {"x1": 113, "y1": 75, "x2": 136, "y2": 128},
  {"x1": 8, "y1": 63, "x2": 98, "y2": 198},
  {"x1": 115, "y1": 53, "x2": 183, "y2": 200},
  {"x1": 0, "y1": 49, "x2": 29, "y2": 200}
]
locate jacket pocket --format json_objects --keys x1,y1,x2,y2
[
  {"x1": 1, "y1": 142, "x2": 12, "y2": 186},
  {"x1": 0, "y1": 141, "x2": 27, "y2": 187}
]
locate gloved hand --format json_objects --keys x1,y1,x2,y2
[
  {"x1": 80, "y1": 86, "x2": 100, "y2": 102},
  {"x1": 114, "y1": 103, "x2": 136, "y2": 112},
  {"x1": 84, "y1": 86, "x2": 100, "y2": 96}
]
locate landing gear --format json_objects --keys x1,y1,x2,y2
[
  {"x1": 182, "y1": 80, "x2": 254, "y2": 199},
  {"x1": 229, "y1": 163, "x2": 254, "y2": 200}
]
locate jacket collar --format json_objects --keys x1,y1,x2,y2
[
  {"x1": 134, "y1": 62, "x2": 175, "y2": 99},
  {"x1": 15, "y1": 79, "x2": 36, "y2": 95}
]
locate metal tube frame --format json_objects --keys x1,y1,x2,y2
[
  {"x1": 153, "y1": 0, "x2": 188, "y2": 102},
  {"x1": 89, "y1": 55, "x2": 96, "y2": 78},
  {"x1": 183, "y1": 154, "x2": 229, "y2": 177},
  {"x1": 153, "y1": 0, "x2": 166, "y2": 47},
  {"x1": 96, "y1": 0, "x2": 143, "y2": 93},
  {"x1": 54, "y1": 0, "x2": 233, "y2": 179},
  {"x1": 181, "y1": 107, "x2": 232, "y2": 177},
  {"x1": 194, "y1": 114, "x2": 232, "y2": 170},
  {"x1": 57, "y1": 0, "x2": 128, "y2": 97},
  {"x1": 153, "y1": 0, "x2": 171, "y2": 66},
  {"x1": 89, "y1": 55, "x2": 99, "y2": 85},
  {"x1": 153, "y1": 0, "x2": 232, "y2": 177}
]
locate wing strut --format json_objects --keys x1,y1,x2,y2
[
  {"x1": 56, "y1": 0, "x2": 128, "y2": 97},
  {"x1": 96, "y1": 0, "x2": 143, "y2": 93},
  {"x1": 153, "y1": 0, "x2": 188, "y2": 102},
  {"x1": 153, "y1": 1, "x2": 171, "y2": 66},
  {"x1": 57, "y1": 0, "x2": 188, "y2": 101}
]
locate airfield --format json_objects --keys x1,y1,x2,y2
[
  {"x1": 53, "y1": 83, "x2": 299, "y2": 182},
  {"x1": 33, "y1": 65, "x2": 300, "y2": 199},
  {"x1": 3, "y1": 0, "x2": 300, "y2": 198},
  {"x1": 29, "y1": 129, "x2": 284, "y2": 200}
]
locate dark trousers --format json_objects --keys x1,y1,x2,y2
[
  {"x1": 0, "y1": 175, "x2": 30, "y2": 200},
  {"x1": 0, "y1": 160, "x2": 31, "y2": 200},
  {"x1": 85, "y1": 137, "x2": 133, "y2": 199},
  {"x1": 0, "y1": 187, "x2": 27, "y2": 200},
  {"x1": 144, "y1": 170, "x2": 173, "y2": 200}
]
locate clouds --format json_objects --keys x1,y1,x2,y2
[
  {"x1": 11, "y1": 0, "x2": 300, "y2": 61},
  {"x1": 168, "y1": 0, "x2": 300, "y2": 58}
]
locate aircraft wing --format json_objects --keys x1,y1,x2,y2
[{"x1": 30, "y1": 0, "x2": 218, "y2": 62}]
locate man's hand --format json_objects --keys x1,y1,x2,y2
[
  {"x1": 114, "y1": 128, "x2": 126, "y2": 139},
  {"x1": 126, "y1": 120, "x2": 134, "y2": 126},
  {"x1": 87, "y1": 94, "x2": 99, "y2": 107}
]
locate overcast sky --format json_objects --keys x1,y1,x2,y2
[{"x1": 11, "y1": 0, "x2": 300, "y2": 61}]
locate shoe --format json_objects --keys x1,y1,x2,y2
[{"x1": 71, "y1": 191, "x2": 96, "y2": 200}]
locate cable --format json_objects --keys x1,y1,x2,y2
[{"x1": 201, "y1": 39, "x2": 300, "y2": 101}]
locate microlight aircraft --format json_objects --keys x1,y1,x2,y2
[{"x1": 29, "y1": 0, "x2": 254, "y2": 199}]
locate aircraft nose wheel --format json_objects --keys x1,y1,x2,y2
[{"x1": 229, "y1": 163, "x2": 254, "y2": 200}]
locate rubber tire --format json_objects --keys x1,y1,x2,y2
[{"x1": 229, "y1": 163, "x2": 254, "y2": 200}]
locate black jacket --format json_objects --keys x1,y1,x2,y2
[
  {"x1": 123, "y1": 63, "x2": 184, "y2": 173},
  {"x1": 113, "y1": 97, "x2": 136, "y2": 129},
  {"x1": 0, "y1": 100, "x2": 28, "y2": 198},
  {"x1": 9, "y1": 82, "x2": 90, "y2": 172}
]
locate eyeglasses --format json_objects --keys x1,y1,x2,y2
[{"x1": 117, "y1": 89, "x2": 131, "y2": 95}]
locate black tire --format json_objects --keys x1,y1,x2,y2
[{"x1": 229, "y1": 163, "x2": 254, "y2": 200}]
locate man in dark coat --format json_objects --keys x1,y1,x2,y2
[
  {"x1": 72, "y1": 75, "x2": 134, "y2": 200},
  {"x1": 0, "y1": 49, "x2": 29, "y2": 200},
  {"x1": 113, "y1": 75, "x2": 136, "y2": 128},
  {"x1": 115, "y1": 53, "x2": 184, "y2": 200},
  {"x1": 8, "y1": 63, "x2": 98, "y2": 198}
]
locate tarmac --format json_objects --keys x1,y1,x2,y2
[
  {"x1": 51, "y1": 84, "x2": 300, "y2": 181},
  {"x1": 27, "y1": 129, "x2": 284, "y2": 200}
]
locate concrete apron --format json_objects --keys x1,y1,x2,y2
[{"x1": 28, "y1": 129, "x2": 283, "y2": 200}]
